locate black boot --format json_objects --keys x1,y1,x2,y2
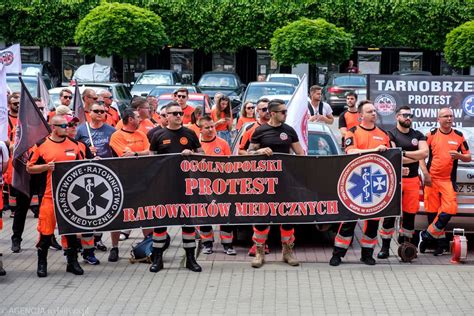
[
  {"x1": 66, "y1": 248, "x2": 84, "y2": 275},
  {"x1": 185, "y1": 248, "x2": 202, "y2": 272},
  {"x1": 149, "y1": 248, "x2": 164, "y2": 273},
  {"x1": 50, "y1": 235, "x2": 62, "y2": 251},
  {"x1": 37, "y1": 248, "x2": 48, "y2": 277},
  {"x1": 329, "y1": 246, "x2": 346, "y2": 266},
  {"x1": 377, "y1": 239, "x2": 391, "y2": 259},
  {"x1": 433, "y1": 238, "x2": 448, "y2": 256},
  {"x1": 11, "y1": 237, "x2": 21, "y2": 253},
  {"x1": 360, "y1": 248, "x2": 376, "y2": 265}
]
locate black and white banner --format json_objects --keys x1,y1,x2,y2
[
  {"x1": 52, "y1": 150, "x2": 402, "y2": 235},
  {"x1": 368, "y1": 75, "x2": 474, "y2": 130}
]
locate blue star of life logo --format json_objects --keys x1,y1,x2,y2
[
  {"x1": 462, "y1": 95, "x2": 474, "y2": 117},
  {"x1": 348, "y1": 166, "x2": 387, "y2": 204}
]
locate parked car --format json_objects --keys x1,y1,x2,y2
[
  {"x1": 323, "y1": 73, "x2": 367, "y2": 114},
  {"x1": 49, "y1": 83, "x2": 131, "y2": 114},
  {"x1": 197, "y1": 71, "x2": 245, "y2": 100},
  {"x1": 241, "y1": 82, "x2": 295, "y2": 105},
  {"x1": 148, "y1": 85, "x2": 201, "y2": 98},
  {"x1": 7, "y1": 75, "x2": 38, "y2": 97},
  {"x1": 392, "y1": 70, "x2": 432, "y2": 76},
  {"x1": 22, "y1": 62, "x2": 60, "y2": 89},
  {"x1": 415, "y1": 126, "x2": 474, "y2": 233},
  {"x1": 131, "y1": 70, "x2": 182, "y2": 96},
  {"x1": 266, "y1": 73, "x2": 300, "y2": 87},
  {"x1": 157, "y1": 93, "x2": 212, "y2": 114}
]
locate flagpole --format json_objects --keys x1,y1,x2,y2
[{"x1": 85, "y1": 122, "x2": 94, "y2": 147}]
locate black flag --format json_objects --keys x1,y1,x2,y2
[{"x1": 12, "y1": 78, "x2": 51, "y2": 197}]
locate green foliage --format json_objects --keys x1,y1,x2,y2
[
  {"x1": 146, "y1": 0, "x2": 302, "y2": 53},
  {"x1": 74, "y1": 2, "x2": 168, "y2": 57},
  {"x1": 270, "y1": 18, "x2": 353, "y2": 66},
  {"x1": 0, "y1": 0, "x2": 99, "y2": 47},
  {"x1": 444, "y1": 20, "x2": 474, "y2": 68}
]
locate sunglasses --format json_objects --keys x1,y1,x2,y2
[
  {"x1": 273, "y1": 110, "x2": 288, "y2": 115},
  {"x1": 88, "y1": 96, "x2": 98, "y2": 100},
  {"x1": 53, "y1": 123, "x2": 68, "y2": 129},
  {"x1": 258, "y1": 107, "x2": 268, "y2": 112},
  {"x1": 400, "y1": 113, "x2": 414, "y2": 119},
  {"x1": 176, "y1": 95, "x2": 187, "y2": 99},
  {"x1": 104, "y1": 96, "x2": 113, "y2": 100},
  {"x1": 11, "y1": 102, "x2": 19, "y2": 106},
  {"x1": 167, "y1": 111, "x2": 184, "y2": 117},
  {"x1": 68, "y1": 122, "x2": 78, "y2": 128},
  {"x1": 246, "y1": 106, "x2": 255, "y2": 110},
  {"x1": 62, "y1": 96, "x2": 72, "y2": 100},
  {"x1": 160, "y1": 114, "x2": 167, "y2": 118},
  {"x1": 92, "y1": 109, "x2": 105, "y2": 114}
]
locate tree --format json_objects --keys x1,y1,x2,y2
[
  {"x1": 444, "y1": 20, "x2": 474, "y2": 68},
  {"x1": 270, "y1": 18, "x2": 353, "y2": 66},
  {"x1": 74, "y1": 2, "x2": 168, "y2": 58}
]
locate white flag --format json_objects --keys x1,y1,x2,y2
[
  {"x1": 286, "y1": 74, "x2": 309, "y2": 154},
  {"x1": 0, "y1": 64, "x2": 8, "y2": 141},
  {"x1": 0, "y1": 44, "x2": 22, "y2": 74}
]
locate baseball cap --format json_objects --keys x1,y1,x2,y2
[
  {"x1": 55, "y1": 105, "x2": 73, "y2": 115},
  {"x1": 65, "y1": 115, "x2": 79, "y2": 123}
]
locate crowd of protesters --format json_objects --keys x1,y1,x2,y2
[{"x1": 0, "y1": 84, "x2": 468, "y2": 278}]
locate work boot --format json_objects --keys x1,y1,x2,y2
[
  {"x1": 108, "y1": 247, "x2": 119, "y2": 262},
  {"x1": 433, "y1": 238, "x2": 448, "y2": 256},
  {"x1": 329, "y1": 255, "x2": 342, "y2": 266},
  {"x1": 66, "y1": 248, "x2": 84, "y2": 275},
  {"x1": 251, "y1": 244, "x2": 265, "y2": 268},
  {"x1": 377, "y1": 238, "x2": 391, "y2": 259},
  {"x1": 0, "y1": 254, "x2": 6, "y2": 276},
  {"x1": 37, "y1": 248, "x2": 48, "y2": 278},
  {"x1": 360, "y1": 248, "x2": 376, "y2": 265},
  {"x1": 11, "y1": 238, "x2": 21, "y2": 253},
  {"x1": 248, "y1": 244, "x2": 270, "y2": 256},
  {"x1": 185, "y1": 248, "x2": 202, "y2": 272},
  {"x1": 149, "y1": 248, "x2": 164, "y2": 273},
  {"x1": 418, "y1": 230, "x2": 432, "y2": 254},
  {"x1": 50, "y1": 235, "x2": 62, "y2": 251},
  {"x1": 282, "y1": 243, "x2": 299, "y2": 266}
]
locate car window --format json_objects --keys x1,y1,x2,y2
[
  {"x1": 268, "y1": 77, "x2": 299, "y2": 86},
  {"x1": 114, "y1": 85, "x2": 132, "y2": 101},
  {"x1": 21, "y1": 65, "x2": 41, "y2": 76},
  {"x1": 333, "y1": 76, "x2": 366, "y2": 86},
  {"x1": 136, "y1": 73, "x2": 172, "y2": 85},
  {"x1": 7, "y1": 77, "x2": 38, "y2": 97},
  {"x1": 245, "y1": 85, "x2": 295, "y2": 103},
  {"x1": 199, "y1": 74, "x2": 238, "y2": 88},
  {"x1": 308, "y1": 133, "x2": 339, "y2": 156}
]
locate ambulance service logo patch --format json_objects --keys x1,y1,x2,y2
[
  {"x1": 374, "y1": 94, "x2": 396, "y2": 116},
  {"x1": 337, "y1": 154, "x2": 396, "y2": 216},
  {"x1": 55, "y1": 163, "x2": 123, "y2": 230}
]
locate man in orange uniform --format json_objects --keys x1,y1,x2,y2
[
  {"x1": 175, "y1": 88, "x2": 195, "y2": 125},
  {"x1": 338, "y1": 92, "x2": 360, "y2": 144},
  {"x1": 100, "y1": 90, "x2": 120, "y2": 126},
  {"x1": 109, "y1": 108, "x2": 150, "y2": 261},
  {"x1": 27, "y1": 115, "x2": 85, "y2": 277},
  {"x1": 197, "y1": 116, "x2": 237, "y2": 255},
  {"x1": 330, "y1": 100, "x2": 391, "y2": 266},
  {"x1": 377, "y1": 106, "x2": 428, "y2": 259},
  {"x1": 82, "y1": 89, "x2": 98, "y2": 122},
  {"x1": 419, "y1": 107, "x2": 471, "y2": 255},
  {"x1": 115, "y1": 98, "x2": 155, "y2": 135}
]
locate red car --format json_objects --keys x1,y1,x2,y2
[{"x1": 157, "y1": 93, "x2": 212, "y2": 114}]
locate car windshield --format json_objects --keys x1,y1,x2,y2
[
  {"x1": 136, "y1": 73, "x2": 172, "y2": 85},
  {"x1": 307, "y1": 133, "x2": 339, "y2": 156},
  {"x1": 268, "y1": 77, "x2": 299, "y2": 86},
  {"x1": 7, "y1": 77, "x2": 38, "y2": 97},
  {"x1": 245, "y1": 84, "x2": 295, "y2": 103},
  {"x1": 198, "y1": 74, "x2": 238, "y2": 88},
  {"x1": 333, "y1": 76, "x2": 366, "y2": 86},
  {"x1": 21, "y1": 65, "x2": 41, "y2": 76}
]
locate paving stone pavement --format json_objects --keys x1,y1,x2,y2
[{"x1": 1, "y1": 213, "x2": 474, "y2": 315}]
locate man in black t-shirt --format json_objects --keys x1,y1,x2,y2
[
  {"x1": 149, "y1": 102, "x2": 204, "y2": 273},
  {"x1": 248, "y1": 99, "x2": 304, "y2": 268},
  {"x1": 377, "y1": 106, "x2": 428, "y2": 259}
]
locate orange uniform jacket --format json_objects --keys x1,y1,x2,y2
[
  {"x1": 426, "y1": 128, "x2": 470, "y2": 182},
  {"x1": 109, "y1": 129, "x2": 150, "y2": 157},
  {"x1": 201, "y1": 136, "x2": 231, "y2": 156},
  {"x1": 115, "y1": 118, "x2": 156, "y2": 135},
  {"x1": 182, "y1": 105, "x2": 195, "y2": 125},
  {"x1": 344, "y1": 125, "x2": 390, "y2": 152}
]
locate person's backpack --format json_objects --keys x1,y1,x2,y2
[{"x1": 129, "y1": 233, "x2": 171, "y2": 263}]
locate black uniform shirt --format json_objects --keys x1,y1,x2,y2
[
  {"x1": 150, "y1": 126, "x2": 201, "y2": 154},
  {"x1": 251, "y1": 123, "x2": 299, "y2": 154},
  {"x1": 388, "y1": 127, "x2": 426, "y2": 178}
]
